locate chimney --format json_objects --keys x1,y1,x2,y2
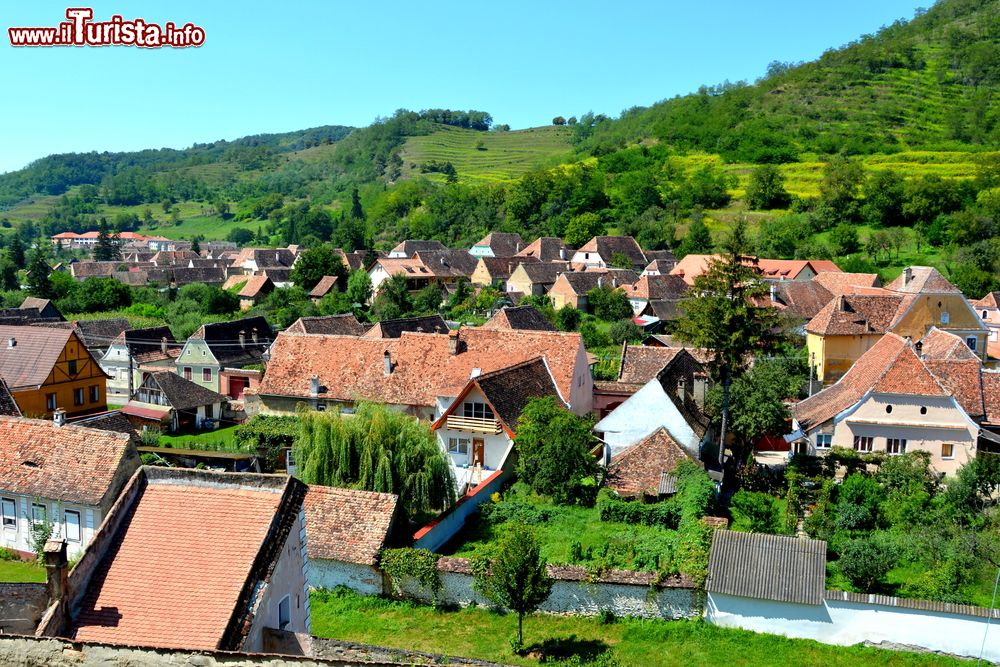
[
  {"x1": 53, "y1": 409, "x2": 66, "y2": 427},
  {"x1": 448, "y1": 329, "x2": 461, "y2": 355},
  {"x1": 837, "y1": 295, "x2": 847, "y2": 311},
  {"x1": 904, "y1": 267, "x2": 913, "y2": 285},
  {"x1": 915, "y1": 340, "x2": 924, "y2": 358},
  {"x1": 598, "y1": 276, "x2": 603, "y2": 288},
  {"x1": 559, "y1": 248, "x2": 567, "y2": 261},
  {"x1": 44, "y1": 538, "x2": 68, "y2": 608},
  {"x1": 160, "y1": 337, "x2": 168, "y2": 355},
  {"x1": 383, "y1": 350, "x2": 393, "y2": 375},
  {"x1": 7, "y1": 337, "x2": 15, "y2": 349},
  {"x1": 239, "y1": 330, "x2": 246, "y2": 349},
  {"x1": 769, "y1": 284, "x2": 776, "y2": 303},
  {"x1": 251, "y1": 327, "x2": 259, "y2": 344},
  {"x1": 310, "y1": 375, "x2": 320, "y2": 397}
]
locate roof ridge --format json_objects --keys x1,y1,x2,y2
[{"x1": 473, "y1": 356, "x2": 547, "y2": 381}]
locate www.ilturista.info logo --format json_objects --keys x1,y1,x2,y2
[{"x1": 8, "y1": 8, "x2": 205, "y2": 48}]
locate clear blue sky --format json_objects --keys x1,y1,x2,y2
[{"x1": 0, "y1": 1, "x2": 927, "y2": 174}]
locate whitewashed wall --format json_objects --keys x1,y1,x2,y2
[
  {"x1": 307, "y1": 559, "x2": 384, "y2": 596},
  {"x1": 706, "y1": 592, "x2": 1000, "y2": 663},
  {"x1": 0, "y1": 496, "x2": 98, "y2": 558}
]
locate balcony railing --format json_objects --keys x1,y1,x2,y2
[{"x1": 446, "y1": 415, "x2": 502, "y2": 434}]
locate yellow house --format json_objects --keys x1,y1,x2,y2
[
  {"x1": 807, "y1": 267, "x2": 987, "y2": 384},
  {"x1": 0, "y1": 325, "x2": 109, "y2": 418}
]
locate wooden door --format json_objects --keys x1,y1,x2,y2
[{"x1": 472, "y1": 438, "x2": 485, "y2": 467}]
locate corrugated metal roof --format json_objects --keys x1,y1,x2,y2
[
  {"x1": 658, "y1": 473, "x2": 678, "y2": 496},
  {"x1": 706, "y1": 530, "x2": 827, "y2": 605}
]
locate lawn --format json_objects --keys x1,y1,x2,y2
[
  {"x1": 309, "y1": 588, "x2": 964, "y2": 667},
  {"x1": 441, "y1": 483, "x2": 677, "y2": 572},
  {"x1": 0, "y1": 558, "x2": 45, "y2": 583},
  {"x1": 157, "y1": 425, "x2": 241, "y2": 451}
]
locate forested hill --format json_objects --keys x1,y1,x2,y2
[{"x1": 572, "y1": 0, "x2": 1000, "y2": 161}]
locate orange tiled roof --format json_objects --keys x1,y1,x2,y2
[
  {"x1": 812, "y1": 271, "x2": 882, "y2": 295},
  {"x1": 237, "y1": 274, "x2": 272, "y2": 298},
  {"x1": 0, "y1": 416, "x2": 134, "y2": 506},
  {"x1": 606, "y1": 427, "x2": 697, "y2": 497},
  {"x1": 805, "y1": 294, "x2": 908, "y2": 336},
  {"x1": 885, "y1": 266, "x2": 961, "y2": 294},
  {"x1": 304, "y1": 485, "x2": 397, "y2": 565},
  {"x1": 257, "y1": 327, "x2": 585, "y2": 406},
  {"x1": 618, "y1": 345, "x2": 680, "y2": 386}
]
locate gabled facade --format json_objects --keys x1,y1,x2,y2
[
  {"x1": 0, "y1": 327, "x2": 109, "y2": 418},
  {"x1": 505, "y1": 261, "x2": 569, "y2": 296},
  {"x1": 123, "y1": 371, "x2": 227, "y2": 433},
  {"x1": 100, "y1": 326, "x2": 180, "y2": 399},
  {"x1": 175, "y1": 317, "x2": 272, "y2": 394},
  {"x1": 469, "y1": 232, "x2": 524, "y2": 258},
  {"x1": 571, "y1": 236, "x2": 647, "y2": 270}
]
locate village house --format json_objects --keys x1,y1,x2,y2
[
  {"x1": 122, "y1": 371, "x2": 228, "y2": 433},
  {"x1": 238, "y1": 275, "x2": 275, "y2": 310},
  {"x1": 19, "y1": 297, "x2": 63, "y2": 321},
  {"x1": 99, "y1": 326, "x2": 181, "y2": 399},
  {"x1": 469, "y1": 232, "x2": 524, "y2": 258},
  {"x1": 642, "y1": 258, "x2": 677, "y2": 276},
  {"x1": 0, "y1": 326, "x2": 109, "y2": 418},
  {"x1": 790, "y1": 332, "x2": 985, "y2": 475},
  {"x1": 605, "y1": 427, "x2": 699, "y2": 499},
  {"x1": 481, "y1": 305, "x2": 556, "y2": 331},
  {"x1": 515, "y1": 236, "x2": 573, "y2": 262},
  {"x1": 304, "y1": 486, "x2": 399, "y2": 595},
  {"x1": 670, "y1": 255, "x2": 841, "y2": 287},
  {"x1": 571, "y1": 236, "x2": 648, "y2": 271},
  {"x1": 549, "y1": 269, "x2": 638, "y2": 310},
  {"x1": 285, "y1": 314, "x2": 368, "y2": 336},
  {"x1": 505, "y1": 261, "x2": 571, "y2": 296},
  {"x1": 150, "y1": 250, "x2": 200, "y2": 267},
  {"x1": 368, "y1": 249, "x2": 477, "y2": 298},
  {"x1": 622, "y1": 273, "x2": 689, "y2": 316},
  {"x1": 249, "y1": 327, "x2": 593, "y2": 420},
  {"x1": 768, "y1": 281, "x2": 836, "y2": 323},
  {"x1": 432, "y1": 357, "x2": 565, "y2": 492},
  {"x1": 969, "y1": 291, "x2": 1000, "y2": 358},
  {"x1": 388, "y1": 239, "x2": 448, "y2": 258},
  {"x1": 807, "y1": 267, "x2": 988, "y2": 383},
  {"x1": 308, "y1": 275, "x2": 340, "y2": 302},
  {"x1": 0, "y1": 416, "x2": 139, "y2": 558},
  {"x1": 36, "y1": 467, "x2": 309, "y2": 653},
  {"x1": 470, "y1": 256, "x2": 539, "y2": 287},
  {"x1": 175, "y1": 316, "x2": 273, "y2": 395},
  {"x1": 230, "y1": 247, "x2": 298, "y2": 275}
]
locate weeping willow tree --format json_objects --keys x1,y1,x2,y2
[{"x1": 294, "y1": 403, "x2": 456, "y2": 519}]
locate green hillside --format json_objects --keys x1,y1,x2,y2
[{"x1": 397, "y1": 124, "x2": 573, "y2": 183}]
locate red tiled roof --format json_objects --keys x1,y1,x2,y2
[
  {"x1": 812, "y1": 271, "x2": 881, "y2": 295},
  {"x1": 981, "y1": 371, "x2": 1000, "y2": 424},
  {"x1": 772, "y1": 281, "x2": 833, "y2": 320},
  {"x1": 885, "y1": 266, "x2": 960, "y2": 294},
  {"x1": 971, "y1": 292, "x2": 1000, "y2": 309},
  {"x1": 0, "y1": 416, "x2": 134, "y2": 506},
  {"x1": 920, "y1": 327, "x2": 979, "y2": 361},
  {"x1": 257, "y1": 327, "x2": 585, "y2": 406},
  {"x1": 618, "y1": 345, "x2": 680, "y2": 386},
  {"x1": 71, "y1": 477, "x2": 285, "y2": 649},
  {"x1": 606, "y1": 427, "x2": 697, "y2": 497},
  {"x1": 0, "y1": 325, "x2": 76, "y2": 389},
  {"x1": 304, "y1": 485, "x2": 397, "y2": 565},
  {"x1": 237, "y1": 274, "x2": 272, "y2": 298},
  {"x1": 794, "y1": 334, "x2": 947, "y2": 431},
  {"x1": 308, "y1": 275, "x2": 339, "y2": 298},
  {"x1": 805, "y1": 294, "x2": 907, "y2": 335},
  {"x1": 515, "y1": 237, "x2": 573, "y2": 262}
]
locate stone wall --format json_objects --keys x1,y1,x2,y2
[
  {"x1": 394, "y1": 557, "x2": 701, "y2": 620},
  {"x1": 308, "y1": 559, "x2": 385, "y2": 596},
  {"x1": 0, "y1": 584, "x2": 47, "y2": 635}
]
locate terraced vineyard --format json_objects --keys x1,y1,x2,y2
[{"x1": 397, "y1": 124, "x2": 574, "y2": 183}]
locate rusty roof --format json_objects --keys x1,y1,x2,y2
[
  {"x1": 515, "y1": 237, "x2": 573, "y2": 262},
  {"x1": 812, "y1": 271, "x2": 882, "y2": 295},
  {"x1": 0, "y1": 325, "x2": 77, "y2": 389},
  {"x1": 472, "y1": 232, "x2": 524, "y2": 257},
  {"x1": 304, "y1": 485, "x2": 398, "y2": 566},
  {"x1": 286, "y1": 314, "x2": 367, "y2": 336},
  {"x1": 308, "y1": 275, "x2": 339, "y2": 298}
]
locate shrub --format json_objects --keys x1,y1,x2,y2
[
  {"x1": 579, "y1": 321, "x2": 611, "y2": 349},
  {"x1": 609, "y1": 320, "x2": 644, "y2": 344},
  {"x1": 556, "y1": 305, "x2": 582, "y2": 331},
  {"x1": 729, "y1": 490, "x2": 785, "y2": 534},
  {"x1": 380, "y1": 547, "x2": 442, "y2": 596},
  {"x1": 479, "y1": 501, "x2": 565, "y2": 527},
  {"x1": 598, "y1": 497, "x2": 681, "y2": 529},
  {"x1": 836, "y1": 535, "x2": 897, "y2": 591},
  {"x1": 0, "y1": 547, "x2": 16, "y2": 561}
]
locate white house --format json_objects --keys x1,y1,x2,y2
[
  {"x1": 0, "y1": 416, "x2": 139, "y2": 558},
  {"x1": 99, "y1": 326, "x2": 180, "y2": 399},
  {"x1": 595, "y1": 379, "x2": 705, "y2": 460}
]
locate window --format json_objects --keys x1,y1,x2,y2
[
  {"x1": 448, "y1": 437, "x2": 470, "y2": 456},
  {"x1": 942, "y1": 443, "x2": 955, "y2": 460},
  {"x1": 64, "y1": 510, "x2": 81, "y2": 542},
  {"x1": 183, "y1": 367, "x2": 192, "y2": 380},
  {"x1": 853, "y1": 436, "x2": 874, "y2": 453},
  {"x1": 204, "y1": 403, "x2": 214, "y2": 419},
  {"x1": 816, "y1": 434, "x2": 833, "y2": 450},
  {"x1": 983, "y1": 310, "x2": 989, "y2": 319},
  {"x1": 67, "y1": 359, "x2": 78, "y2": 375},
  {"x1": 89, "y1": 385, "x2": 100, "y2": 403},
  {"x1": 201, "y1": 349, "x2": 207, "y2": 356},
  {"x1": 31, "y1": 503, "x2": 46, "y2": 525},
  {"x1": 941, "y1": 311, "x2": 950, "y2": 325},
  {"x1": 920, "y1": 406, "x2": 927, "y2": 415},
  {"x1": 285, "y1": 448, "x2": 296, "y2": 474},
  {"x1": 462, "y1": 402, "x2": 494, "y2": 421},
  {"x1": 886, "y1": 438, "x2": 907, "y2": 455},
  {"x1": 885, "y1": 405, "x2": 893, "y2": 414},
  {"x1": 277, "y1": 595, "x2": 291, "y2": 630},
  {"x1": 1, "y1": 498, "x2": 15, "y2": 529},
  {"x1": 966, "y1": 337, "x2": 978, "y2": 352},
  {"x1": 73, "y1": 388, "x2": 84, "y2": 406},
  {"x1": 203, "y1": 368, "x2": 212, "y2": 382},
  {"x1": 45, "y1": 393, "x2": 57, "y2": 411}
]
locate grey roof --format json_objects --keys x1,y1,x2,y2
[
  {"x1": 144, "y1": 371, "x2": 227, "y2": 411},
  {"x1": 0, "y1": 377, "x2": 21, "y2": 417},
  {"x1": 472, "y1": 358, "x2": 560, "y2": 431},
  {"x1": 287, "y1": 314, "x2": 367, "y2": 336},
  {"x1": 707, "y1": 531, "x2": 827, "y2": 605},
  {"x1": 365, "y1": 314, "x2": 449, "y2": 338},
  {"x1": 72, "y1": 319, "x2": 130, "y2": 354},
  {"x1": 472, "y1": 232, "x2": 524, "y2": 257},
  {"x1": 390, "y1": 240, "x2": 448, "y2": 257},
  {"x1": 191, "y1": 317, "x2": 273, "y2": 366},
  {"x1": 482, "y1": 306, "x2": 556, "y2": 332},
  {"x1": 658, "y1": 473, "x2": 678, "y2": 496}
]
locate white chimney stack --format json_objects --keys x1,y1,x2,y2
[
  {"x1": 383, "y1": 351, "x2": 393, "y2": 375},
  {"x1": 53, "y1": 409, "x2": 66, "y2": 427},
  {"x1": 7, "y1": 337, "x2": 15, "y2": 349},
  {"x1": 310, "y1": 375, "x2": 320, "y2": 397}
]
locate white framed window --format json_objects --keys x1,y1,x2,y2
[
  {"x1": 74, "y1": 388, "x2": 84, "y2": 406},
  {"x1": 64, "y1": 510, "x2": 81, "y2": 542},
  {"x1": 942, "y1": 443, "x2": 955, "y2": 460},
  {"x1": 966, "y1": 337, "x2": 978, "y2": 352},
  {"x1": 31, "y1": 503, "x2": 47, "y2": 525},
  {"x1": 277, "y1": 594, "x2": 291, "y2": 630},
  {"x1": 203, "y1": 368, "x2": 212, "y2": 382},
  {"x1": 89, "y1": 385, "x2": 100, "y2": 403},
  {"x1": 1, "y1": 498, "x2": 15, "y2": 529},
  {"x1": 816, "y1": 434, "x2": 832, "y2": 450},
  {"x1": 462, "y1": 402, "x2": 494, "y2": 421},
  {"x1": 941, "y1": 311, "x2": 950, "y2": 325},
  {"x1": 853, "y1": 436, "x2": 874, "y2": 453},
  {"x1": 183, "y1": 367, "x2": 192, "y2": 380},
  {"x1": 46, "y1": 393, "x2": 57, "y2": 411},
  {"x1": 886, "y1": 438, "x2": 907, "y2": 455},
  {"x1": 448, "y1": 437, "x2": 470, "y2": 456}
]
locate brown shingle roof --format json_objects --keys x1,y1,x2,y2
[
  {"x1": 805, "y1": 294, "x2": 906, "y2": 335},
  {"x1": 390, "y1": 240, "x2": 447, "y2": 257},
  {"x1": 518, "y1": 261, "x2": 572, "y2": 286},
  {"x1": 707, "y1": 530, "x2": 827, "y2": 605},
  {"x1": 812, "y1": 271, "x2": 882, "y2": 295},
  {"x1": 578, "y1": 236, "x2": 646, "y2": 266},
  {"x1": 237, "y1": 274, "x2": 272, "y2": 298},
  {"x1": 482, "y1": 306, "x2": 556, "y2": 332},
  {"x1": 622, "y1": 274, "x2": 689, "y2": 301},
  {"x1": 606, "y1": 427, "x2": 697, "y2": 497},
  {"x1": 412, "y1": 250, "x2": 478, "y2": 278},
  {"x1": 304, "y1": 485, "x2": 398, "y2": 565},
  {"x1": 618, "y1": 345, "x2": 681, "y2": 386},
  {"x1": 0, "y1": 377, "x2": 21, "y2": 416},
  {"x1": 308, "y1": 275, "x2": 339, "y2": 298},
  {"x1": 0, "y1": 416, "x2": 134, "y2": 506},
  {"x1": 364, "y1": 315, "x2": 449, "y2": 338},
  {"x1": 772, "y1": 281, "x2": 833, "y2": 320},
  {"x1": 471, "y1": 357, "x2": 561, "y2": 431},
  {"x1": 919, "y1": 327, "x2": 979, "y2": 361},
  {"x1": 191, "y1": 317, "x2": 273, "y2": 366},
  {"x1": 286, "y1": 314, "x2": 367, "y2": 336},
  {"x1": 121, "y1": 326, "x2": 180, "y2": 364},
  {"x1": 981, "y1": 371, "x2": 1000, "y2": 424},
  {"x1": 474, "y1": 256, "x2": 539, "y2": 282},
  {"x1": 142, "y1": 371, "x2": 227, "y2": 411},
  {"x1": 885, "y1": 266, "x2": 960, "y2": 294},
  {"x1": 516, "y1": 237, "x2": 573, "y2": 262},
  {"x1": 258, "y1": 328, "x2": 585, "y2": 407},
  {"x1": 70, "y1": 470, "x2": 299, "y2": 650},
  {"x1": 472, "y1": 232, "x2": 524, "y2": 257}
]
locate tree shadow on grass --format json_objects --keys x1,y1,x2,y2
[{"x1": 529, "y1": 635, "x2": 611, "y2": 663}]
